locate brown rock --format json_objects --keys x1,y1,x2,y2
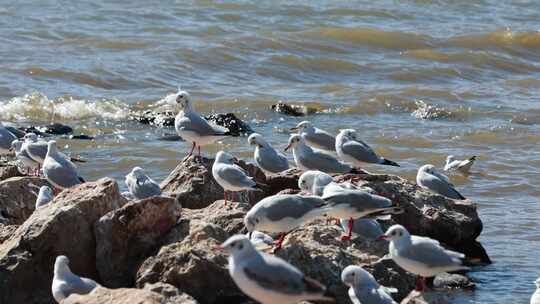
[
  {"x1": 0, "y1": 178, "x2": 127, "y2": 304},
  {"x1": 95, "y1": 196, "x2": 181, "y2": 288},
  {"x1": 181, "y1": 200, "x2": 251, "y2": 235},
  {"x1": 143, "y1": 282, "x2": 199, "y2": 304},
  {"x1": 0, "y1": 176, "x2": 50, "y2": 225},
  {"x1": 62, "y1": 286, "x2": 164, "y2": 304},
  {"x1": 136, "y1": 220, "x2": 245, "y2": 304},
  {"x1": 0, "y1": 223, "x2": 17, "y2": 243},
  {"x1": 0, "y1": 162, "x2": 22, "y2": 181}
]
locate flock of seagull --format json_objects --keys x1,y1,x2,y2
[{"x1": 0, "y1": 89, "x2": 537, "y2": 304}]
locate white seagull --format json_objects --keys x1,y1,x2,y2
[
  {"x1": 336, "y1": 129, "x2": 399, "y2": 168},
  {"x1": 341, "y1": 265, "x2": 397, "y2": 304},
  {"x1": 290, "y1": 121, "x2": 336, "y2": 154},
  {"x1": 35, "y1": 186, "x2": 53, "y2": 209},
  {"x1": 174, "y1": 90, "x2": 230, "y2": 158},
  {"x1": 220, "y1": 234, "x2": 331, "y2": 304},
  {"x1": 0, "y1": 121, "x2": 17, "y2": 154},
  {"x1": 531, "y1": 278, "x2": 540, "y2": 304},
  {"x1": 43, "y1": 141, "x2": 85, "y2": 190},
  {"x1": 248, "y1": 133, "x2": 289, "y2": 175},
  {"x1": 212, "y1": 151, "x2": 259, "y2": 206},
  {"x1": 444, "y1": 155, "x2": 476, "y2": 174},
  {"x1": 417, "y1": 164, "x2": 465, "y2": 200},
  {"x1": 285, "y1": 134, "x2": 354, "y2": 174},
  {"x1": 11, "y1": 139, "x2": 40, "y2": 175},
  {"x1": 51, "y1": 255, "x2": 99, "y2": 303},
  {"x1": 125, "y1": 166, "x2": 162, "y2": 200},
  {"x1": 378, "y1": 225, "x2": 468, "y2": 291}
]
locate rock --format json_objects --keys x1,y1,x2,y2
[
  {"x1": 95, "y1": 196, "x2": 181, "y2": 288},
  {"x1": 143, "y1": 282, "x2": 199, "y2": 304},
  {"x1": 0, "y1": 178, "x2": 127, "y2": 304},
  {"x1": 336, "y1": 173, "x2": 489, "y2": 263},
  {"x1": 0, "y1": 162, "x2": 22, "y2": 181},
  {"x1": 62, "y1": 286, "x2": 165, "y2": 304},
  {"x1": 162, "y1": 156, "x2": 266, "y2": 209},
  {"x1": 4, "y1": 126, "x2": 25, "y2": 138},
  {"x1": 130, "y1": 110, "x2": 252, "y2": 136},
  {"x1": 264, "y1": 168, "x2": 302, "y2": 195},
  {"x1": 0, "y1": 176, "x2": 50, "y2": 225},
  {"x1": 0, "y1": 223, "x2": 17, "y2": 243},
  {"x1": 136, "y1": 220, "x2": 245, "y2": 304},
  {"x1": 181, "y1": 200, "x2": 251, "y2": 236},
  {"x1": 433, "y1": 272, "x2": 475, "y2": 290},
  {"x1": 271, "y1": 101, "x2": 311, "y2": 116},
  {"x1": 400, "y1": 290, "x2": 428, "y2": 304},
  {"x1": 68, "y1": 134, "x2": 95, "y2": 140},
  {"x1": 21, "y1": 122, "x2": 73, "y2": 136}
]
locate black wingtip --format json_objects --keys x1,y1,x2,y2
[
  {"x1": 381, "y1": 158, "x2": 400, "y2": 167},
  {"x1": 78, "y1": 176, "x2": 86, "y2": 183},
  {"x1": 469, "y1": 156, "x2": 477, "y2": 161}
]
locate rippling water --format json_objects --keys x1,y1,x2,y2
[{"x1": 1, "y1": 1, "x2": 540, "y2": 302}]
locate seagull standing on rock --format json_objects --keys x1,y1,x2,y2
[
  {"x1": 247, "y1": 133, "x2": 289, "y2": 175},
  {"x1": 336, "y1": 129, "x2": 399, "y2": 168},
  {"x1": 341, "y1": 265, "x2": 397, "y2": 304},
  {"x1": 290, "y1": 120, "x2": 336, "y2": 154},
  {"x1": 212, "y1": 151, "x2": 260, "y2": 206},
  {"x1": 531, "y1": 278, "x2": 540, "y2": 304},
  {"x1": 444, "y1": 155, "x2": 476, "y2": 174},
  {"x1": 285, "y1": 134, "x2": 354, "y2": 174},
  {"x1": 219, "y1": 234, "x2": 332, "y2": 304},
  {"x1": 0, "y1": 121, "x2": 17, "y2": 154},
  {"x1": 244, "y1": 193, "x2": 328, "y2": 250},
  {"x1": 11, "y1": 139, "x2": 40, "y2": 175},
  {"x1": 417, "y1": 164, "x2": 465, "y2": 200},
  {"x1": 51, "y1": 255, "x2": 99, "y2": 303},
  {"x1": 378, "y1": 225, "x2": 469, "y2": 291},
  {"x1": 125, "y1": 166, "x2": 162, "y2": 200},
  {"x1": 174, "y1": 90, "x2": 230, "y2": 158},
  {"x1": 43, "y1": 141, "x2": 85, "y2": 192},
  {"x1": 298, "y1": 170, "x2": 334, "y2": 196}
]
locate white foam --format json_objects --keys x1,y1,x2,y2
[{"x1": 0, "y1": 92, "x2": 131, "y2": 121}]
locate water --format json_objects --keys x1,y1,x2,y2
[{"x1": 1, "y1": 1, "x2": 540, "y2": 302}]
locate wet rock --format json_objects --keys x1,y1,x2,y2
[
  {"x1": 143, "y1": 282, "x2": 199, "y2": 304},
  {"x1": 0, "y1": 162, "x2": 22, "y2": 181},
  {"x1": 433, "y1": 272, "x2": 475, "y2": 290},
  {"x1": 21, "y1": 122, "x2": 73, "y2": 136},
  {"x1": 95, "y1": 196, "x2": 181, "y2": 288},
  {"x1": 271, "y1": 101, "x2": 310, "y2": 116},
  {"x1": 68, "y1": 134, "x2": 95, "y2": 140},
  {"x1": 162, "y1": 156, "x2": 266, "y2": 209},
  {"x1": 400, "y1": 290, "x2": 428, "y2": 304},
  {"x1": 130, "y1": 110, "x2": 252, "y2": 136},
  {"x1": 136, "y1": 220, "x2": 245, "y2": 304},
  {"x1": 0, "y1": 176, "x2": 50, "y2": 225},
  {"x1": 0, "y1": 178, "x2": 127, "y2": 304},
  {"x1": 62, "y1": 286, "x2": 166, "y2": 304},
  {"x1": 337, "y1": 173, "x2": 489, "y2": 263}
]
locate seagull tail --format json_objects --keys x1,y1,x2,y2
[
  {"x1": 302, "y1": 276, "x2": 335, "y2": 303},
  {"x1": 469, "y1": 156, "x2": 477, "y2": 161},
  {"x1": 367, "y1": 207, "x2": 405, "y2": 219},
  {"x1": 78, "y1": 176, "x2": 86, "y2": 183},
  {"x1": 380, "y1": 158, "x2": 400, "y2": 167}
]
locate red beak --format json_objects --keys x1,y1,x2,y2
[
  {"x1": 376, "y1": 235, "x2": 387, "y2": 241},
  {"x1": 284, "y1": 144, "x2": 292, "y2": 152}
]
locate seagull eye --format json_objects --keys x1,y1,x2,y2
[
  {"x1": 351, "y1": 272, "x2": 355, "y2": 276},
  {"x1": 391, "y1": 231, "x2": 396, "y2": 236},
  {"x1": 238, "y1": 243, "x2": 244, "y2": 250}
]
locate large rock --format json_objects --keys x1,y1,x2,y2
[
  {"x1": 0, "y1": 176, "x2": 50, "y2": 225},
  {"x1": 336, "y1": 173, "x2": 489, "y2": 262},
  {"x1": 143, "y1": 282, "x2": 199, "y2": 304},
  {"x1": 0, "y1": 223, "x2": 17, "y2": 244},
  {"x1": 0, "y1": 178, "x2": 127, "y2": 304},
  {"x1": 95, "y1": 196, "x2": 181, "y2": 288},
  {"x1": 161, "y1": 157, "x2": 266, "y2": 209},
  {"x1": 61, "y1": 285, "x2": 197, "y2": 304},
  {"x1": 136, "y1": 220, "x2": 244, "y2": 304}
]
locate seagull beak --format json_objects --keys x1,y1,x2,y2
[
  {"x1": 248, "y1": 231, "x2": 253, "y2": 239},
  {"x1": 290, "y1": 127, "x2": 299, "y2": 131},
  {"x1": 284, "y1": 144, "x2": 292, "y2": 152},
  {"x1": 376, "y1": 234, "x2": 388, "y2": 241}
]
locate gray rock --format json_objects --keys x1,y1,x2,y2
[{"x1": 433, "y1": 272, "x2": 475, "y2": 290}]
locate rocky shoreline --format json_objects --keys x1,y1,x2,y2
[{"x1": 0, "y1": 156, "x2": 488, "y2": 304}]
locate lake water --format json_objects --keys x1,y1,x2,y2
[{"x1": 1, "y1": 1, "x2": 539, "y2": 303}]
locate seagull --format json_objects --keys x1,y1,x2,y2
[
  {"x1": 298, "y1": 170, "x2": 334, "y2": 196},
  {"x1": 290, "y1": 121, "x2": 336, "y2": 154},
  {"x1": 219, "y1": 234, "x2": 331, "y2": 304},
  {"x1": 322, "y1": 183, "x2": 402, "y2": 241},
  {"x1": 336, "y1": 129, "x2": 399, "y2": 168},
  {"x1": 212, "y1": 151, "x2": 260, "y2": 206},
  {"x1": 247, "y1": 230, "x2": 274, "y2": 251},
  {"x1": 531, "y1": 278, "x2": 540, "y2": 304},
  {"x1": 23, "y1": 133, "x2": 86, "y2": 169},
  {"x1": 52, "y1": 255, "x2": 99, "y2": 303},
  {"x1": 285, "y1": 134, "x2": 354, "y2": 174},
  {"x1": 11, "y1": 139, "x2": 39, "y2": 175},
  {"x1": 0, "y1": 121, "x2": 17, "y2": 154},
  {"x1": 444, "y1": 155, "x2": 476, "y2": 174},
  {"x1": 125, "y1": 166, "x2": 162, "y2": 200},
  {"x1": 341, "y1": 265, "x2": 397, "y2": 304},
  {"x1": 378, "y1": 225, "x2": 469, "y2": 291},
  {"x1": 339, "y1": 218, "x2": 384, "y2": 241},
  {"x1": 174, "y1": 90, "x2": 230, "y2": 158},
  {"x1": 35, "y1": 186, "x2": 53, "y2": 209},
  {"x1": 248, "y1": 133, "x2": 289, "y2": 175},
  {"x1": 244, "y1": 194, "x2": 328, "y2": 250},
  {"x1": 43, "y1": 141, "x2": 85, "y2": 191},
  {"x1": 417, "y1": 164, "x2": 465, "y2": 200}
]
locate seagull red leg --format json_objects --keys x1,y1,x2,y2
[
  {"x1": 224, "y1": 191, "x2": 228, "y2": 207},
  {"x1": 197, "y1": 145, "x2": 201, "y2": 158},
  {"x1": 273, "y1": 233, "x2": 287, "y2": 252},
  {"x1": 186, "y1": 142, "x2": 195, "y2": 158},
  {"x1": 341, "y1": 217, "x2": 353, "y2": 241},
  {"x1": 415, "y1": 276, "x2": 427, "y2": 292}
]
